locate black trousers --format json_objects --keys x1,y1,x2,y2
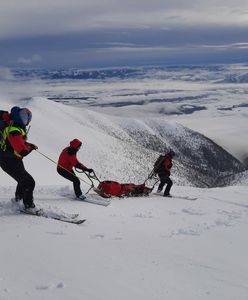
[
  {"x1": 57, "y1": 167, "x2": 82, "y2": 197},
  {"x1": 0, "y1": 155, "x2": 35, "y2": 207},
  {"x1": 158, "y1": 174, "x2": 173, "y2": 195}
]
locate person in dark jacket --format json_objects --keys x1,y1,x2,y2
[
  {"x1": 0, "y1": 106, "x2": 38, "y2": 209},
  {"x1": 57, "y1": 139, "x2": 93, "y2": 200},
  {"x1": 154, "y1": 150, "x2": 175, "y2": 197}
]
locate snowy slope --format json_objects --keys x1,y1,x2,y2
[
  {"x1": 0, "y1": 96, "x2": 245, "y2": 187},
  {"x1": 0, "y1": 185, "x2": 248, "y2": 300}
]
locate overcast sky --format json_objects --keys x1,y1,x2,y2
[{"x1": 1, "y1": 0, "x2": 248, "y2": 69}]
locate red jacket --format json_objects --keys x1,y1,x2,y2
[
  {"x1": 57, "y1": 147, "x2": 87, "y2": 171},
  {"x1": 162, "y1": 156, "x2": 172, "y2": 171},
  {"x1": 3, "y1": 127, "x2": 34, "y2": 158}
]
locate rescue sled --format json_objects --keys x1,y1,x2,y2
[
  {"x1": 94, "y1": 180, "x2": 153, "y2": 198},
  {"x1": 76, "y1": 169, "x2": 156, "y2": 198}
]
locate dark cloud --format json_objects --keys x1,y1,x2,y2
[{"x1": 1, "y1": 1, "x2": 248, "y2": 68}]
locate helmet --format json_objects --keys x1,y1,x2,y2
[
  {"x1": 10, "y1": 106, "x2": 32, "y2": 127},
  {"x1": 19, "y1": 108, "x2": 32, "y2": 126},
  {"x1": 70, "y1": 139, "x2": 82, "y2": 149}
]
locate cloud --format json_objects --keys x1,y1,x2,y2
[
  {"x1": 1, "y1": 1, "x2": 248, "y2": 68},
  {"x1": 0, "y1": 0, "x2": 248, "y2": 39},
  {"x1": 17, "y1": 54, "x2": 42, "y2": 65},
  {"x1": 0, "y1": 67, "x2": 14, "y2": 80}
]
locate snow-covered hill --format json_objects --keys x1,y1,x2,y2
[
  {"x1": 219, "y1": 170, "x2": 248, "y2": 186},
  {"x1": 0, "y1": 96, "x2": 245, "y2": 187}
]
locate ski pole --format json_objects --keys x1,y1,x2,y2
[
  {"x1": 143, "y1": 156, "x2": 162, "y2": 184},
  {"x1": 143, "y1": 170, "x2": 154, "y2": 184}
]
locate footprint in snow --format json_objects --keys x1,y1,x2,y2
[
  {"x1": 91, "y1": 234, "x2": 105, "y2": 239},
  {"x1": 133, "y1": 212, "x2": 153, "y2": 218},
  {"x1": 36, "y1": 282, "x2": 65, "y2": 290},
  {"x1": 46, "y1": 231, "x2": 66, "y2": 236},
  {"x1": 182, "y1": 208, "x2": 205, "y2": 216}
]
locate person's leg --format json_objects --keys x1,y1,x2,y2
[
  {"x1": 57, "y1": 168, "x2": 82, "y2": 197},
  {"x1": 15, "y1": 182, "x2": 23, "y2": 201},
  {"x1": 164, "y1": 177, "x2": 173, "y2": 196},
  {"x1": 20, "y1": 172, "x2": 35, "y2": 207},
  {"x1": 157, "y1": 175, "x2": 167, "y2": 192},
  {"x1": 0, "y1": 156, "x2": 35, "y2": 207},
  {"x1": 72, "y1": 178, "x2": 82, "y2": 197}
]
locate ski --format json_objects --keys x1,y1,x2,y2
[
  {"x1": 153, "y1": 193, "x2": 197, "y2": 200},
  {"x1": 59, "y1": 212, "x2": 79, "y2": 219},
  {"x1": 20, "y1": 208, "x2": 86, "y2": 224},
  {"x1": 77, "y1": 195, "x2": 111, "y2": 207},
  {"x1": 171, "y1": 195, "x2": 197, "y2": 201},
  {"x1": 52, "y1": 194, "x2": 111, "y2": 207}
]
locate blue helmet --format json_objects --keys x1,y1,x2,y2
[
  {"x1": 19, "y1": 108, "x2": 32, "y2": 126},
  {"x1": 10, "y1": 106, "x2": 32, "y2": 127}
]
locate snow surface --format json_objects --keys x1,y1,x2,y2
[
  {"x1": 0, "y1": 65, "x2": 248, "y2": 300},
  {"x1": 0, "y1": 185, "x2": 248, "y2": 300}
]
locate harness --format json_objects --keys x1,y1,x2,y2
[{"x1": 0, "y1": 125, "x2": 26, "y2": 158}]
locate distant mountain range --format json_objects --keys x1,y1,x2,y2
[{"x1": 11, "y1": 64, "x2": 248, "y2": 83}]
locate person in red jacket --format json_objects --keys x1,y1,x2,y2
[
  {"x1": 154, "y1": 149, "x2": 175, "y2": 197},
  {"x1": 0, "y1": 106, "x2": 38, "y2": 209},
  {"x1": 57, "y1": 139, "x2": 93, "y2": 200}
]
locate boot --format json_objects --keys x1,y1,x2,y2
[{"x1": 77, "y1": 194, "x2": 86, "y2": 201}]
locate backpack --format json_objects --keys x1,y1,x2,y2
[
  {"x1": 153, "y1": 155, "x2": 165, "y2": 173},
  {"x1": 0, "y1": 110, "x2": 11, "y2": 142},
  {"x1": 154, "y1": 154, "x2": 174, "y2": 173}
]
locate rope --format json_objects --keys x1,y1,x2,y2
[{"x1": 35, "y1": 149, "x2": 92, "y2": 187}]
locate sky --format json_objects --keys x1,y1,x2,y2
[{"x1": 1, "y1": 0, "x2": 248, "y2": 68}]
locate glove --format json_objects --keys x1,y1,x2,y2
[
  {"x1": 28, "y1": 143, "x2": 38, "y2": 150},
  {"x1": 87, "y1": 168, "x2": 94, "y2": 173}
]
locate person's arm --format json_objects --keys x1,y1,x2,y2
[
  {"x1": 75, "y1": 160, "x2": 93, "y2": 173},
  {"x1": 8, "y1": 132, "x2": 36, "y2": 157},
  {"x1": 26, "y1": 141, "x2": 38, "y2": 150}
]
